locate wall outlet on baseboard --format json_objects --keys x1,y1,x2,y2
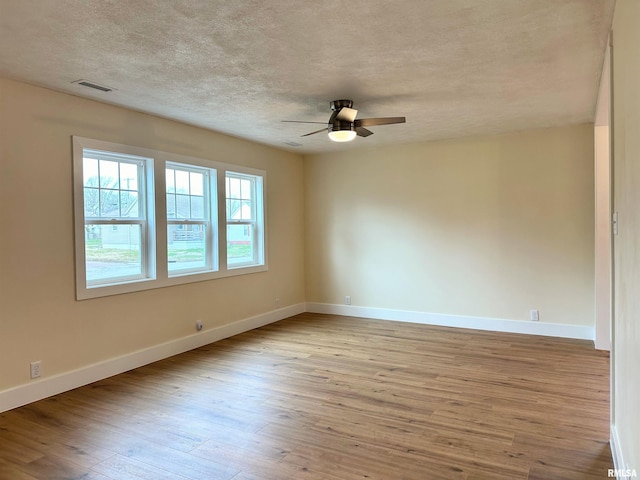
[
  {"x1": 196, "y1": 320, "x2": 203, "y2": 331},
  {"x1": 530, "y1": 309, "x2": 539, "y2": 321},
  {"x1": 275, "y1": 297, "x2": 280, "y2": 307},
  {"x1": 30, "y1": 361, "x2": 41, "y2": 379},
  {"x1": 345, "y1": 295, "x2": 351, "y2": 305}
]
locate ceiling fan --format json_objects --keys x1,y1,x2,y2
[{"x1": 283, "y1": 99, "x2": 406, "y2": 142}]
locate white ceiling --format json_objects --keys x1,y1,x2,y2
[{"x1": 0, "y1": 0, "x2": 615, "y2": 154}]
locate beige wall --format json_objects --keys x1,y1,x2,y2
[
  {"x1": 612, "y1": 0, "x2": 640, "y2": 470},
  {"x1": 0, "y1": 78, "x2": 305, "y2": 392},
  {"x1": 305, "y1": 125, "x2": 595, "y2": 326}
]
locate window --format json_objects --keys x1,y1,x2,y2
[
  {"x1": 73, "y1": 137, "x2": 266, "y2": 300},
  {"x1": 166, "y1": 163, "x2": 216, "y2": 275},
  {"x1": 80, "y1": 149, "x2": 153, "y2": 285},
  {"x1": 226, "y1": 172, "x2": 265, "y2": 268}
]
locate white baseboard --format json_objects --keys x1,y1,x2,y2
[
  {"x1": 610, "y1": 424, "x2": 628, "y2": 477},
  {"x1": 305, "y1": 303, "x2": 595, "y2": 341},
  {"x1": 0, "y1": 303, "x2": 305, "y2": 413}
]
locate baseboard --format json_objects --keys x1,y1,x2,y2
[
  {"x1": 0, "y1": 303, "x2": 305, "y2": 413},
  {"x1": 610, "y1": 424, "x2": 629, "y2": 477},
  {"x1": 305, "y1": 303, "x2": 595, "y2": 341}
]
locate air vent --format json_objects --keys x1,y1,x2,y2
[
  {"x1": 284, "y1": 141, "x2": 302, "y2": 147},
  {"x1": 72, "y1": 79, "x2": 114, "y2": 92}
]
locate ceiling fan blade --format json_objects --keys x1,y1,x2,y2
[
  {"x1": 336, "y1": 107, "x2": 358, "y2": 122},
  {"x1": 282, "y1": 120, "x2": 328, "y2": 124},
  {"x1": 356, "y1": 127, "x2": 374, "y2": 137},
  {"x1": 301, "y1": 127, "x2": 328, "y2": 137},
  {"x1": 355, "y1": 117, "x2": 406, "y2": 127}
]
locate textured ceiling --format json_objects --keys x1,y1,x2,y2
[{"x1": 0, "y1": 0, "x2": 614, "y2": 153}]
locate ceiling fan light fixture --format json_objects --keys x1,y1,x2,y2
[
  {"x1": 328, "y1": 129, "x2": 357, "y2": 142},
  {"x1": 284, "y1": 99, "x2": 406, "y2": 142}
]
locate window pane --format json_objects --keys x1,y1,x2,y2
[
  {"x1": 241, "y1": 200, "x2": 253, "y2": 220},
  {"x1": 176, "y1": 194, "x2": 190, "y2": 218},
  {"x1": 227, "y1": 224, "x2": 254, "y2": 265},
  {"x1": 228, "y1": 177, "x2": 241, "y2": 199},
  {"x1": 175, "y1": 170, "x2": 189, "y2": 194},
  {"x1": 227, "y1": 199, "x2": 242, "y2": 220},
  {"x1": 190, "y1": 172, "x2": 204, "y2": 196},
  {"x1": 166, "y1": 168, "x2": 175, "y2": 193},
  {"x1": 84, "y1": 187, "x2": 100, "y2": 217},
  {"x1": 99, "y1": 160, "x2": 119, "y2": 189},
  {"x1": 83, "y1": 158, "x2": 99, "y2": 187},
  {"x1": 191, "y1": 196, "x2": 204, "y2": 219},
  {"x1": 100, "y1": 189, "x2": 120, "y2": 217},
  {"x1": 120, "y1": 191, "x2": 139, "y2": 218},
  {"x1": 166, "y1": 194, "x2": 176, "y2": 218},
  {"x1": 120, "y1": 163, "x2": 138, "y2": 191},
  {"x1": 240, "y1": 179, "x2": 252, "y2": 199},
  {"x1": 168, "y1": 224, "x2": 206, "y2": 272},
  {"x1": 85, "y1": 224, "x2": 142, "y2": 283}
]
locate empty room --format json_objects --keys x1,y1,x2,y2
[{"x1": 0, "y1": 1, "x2": 638, "y2": 479}]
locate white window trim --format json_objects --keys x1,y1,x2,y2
[
  {"x1": 165, "y1": 161, "x2": 217, "y2": 276},
  {"x1": 73, "y1": 136, "x2": 267, "y2": 300},
  {"x1": 82, "y1": 150, "x2": 153, "y2": 286},
  {"x1": 225, "y1": 171, "x2": 265, "y2": 269}
]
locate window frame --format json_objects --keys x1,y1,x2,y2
[
  {"x1": 225, "y1": 171, "x2": 265, "y2": 269},
  {"x1": 82, "y1": 150, "x2": 152, "y2": 285},
  {"x1": 165, "y1": 162, "x2": 217, "y2": 276},
  {"x1": 73, "y1": 136, "x2": 267, "y2": 300}
]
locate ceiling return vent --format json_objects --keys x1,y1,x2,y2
[{"x1": 72, "y1": 79, "x2": 114, "y2": 92}]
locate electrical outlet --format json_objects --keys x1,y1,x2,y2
[
  {"x1": 196, "y1": 320, "x2": 203, "y2": 331},
  {"x1": 275, "y1": 297, "x2": 280, "y2": 307},
  {"x1": 345, "y1": 295, "x2": 351, "y2": 305},
  {"x1": 530, "y1": 309, "x2": 539, "y2": 321},
  {"x1": 30, "y1": 361, "x2": 41, "y2": 379}
]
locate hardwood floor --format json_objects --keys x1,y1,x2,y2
[{"x1": 0, "y1": 313, "x2": 612, "y2": 479}]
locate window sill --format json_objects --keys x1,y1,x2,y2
[{"x1": 76, "y1": 264, "x2": 268, "y2": 300}]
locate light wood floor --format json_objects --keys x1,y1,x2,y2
[{"x1": 0, "y1": 313, "x2": 612, "y2": 480}]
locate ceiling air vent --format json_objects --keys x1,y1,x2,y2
[
  {"x1": 284, "y1": 141, "x2": 302, "y2": 147},
  {"x1": 72, "y1": 79, "x2": 114, "y2": 92}
]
